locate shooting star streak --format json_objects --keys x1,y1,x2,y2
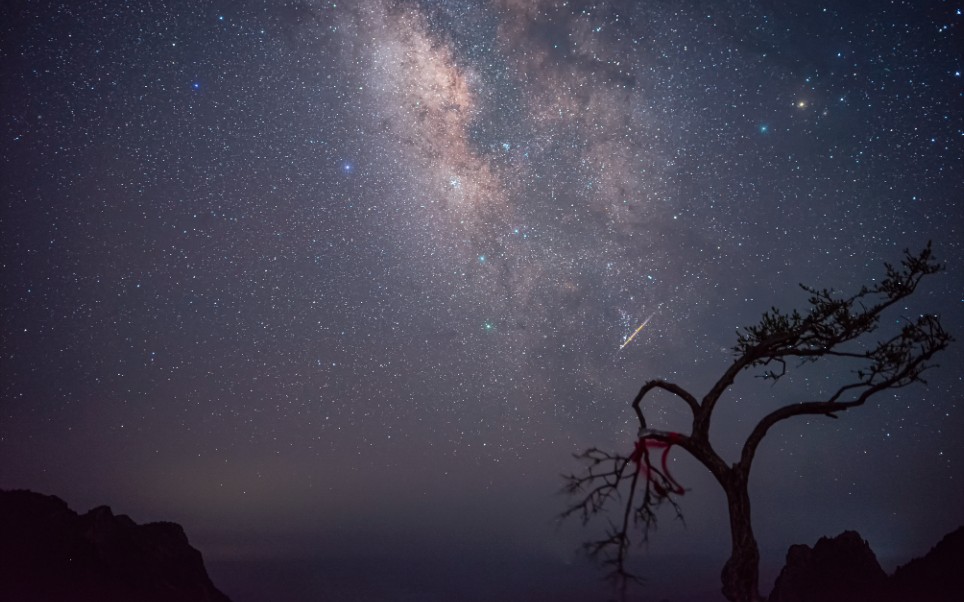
[{"x1": 619, "y1": 312, "x2": 656, "y2": 350}]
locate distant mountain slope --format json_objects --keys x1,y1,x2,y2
[
  {"x1": 0, "y1": 489, "x2": 231, "y2": 602},
  {"x1": 889, "y1": 526, "x2": 964, "y2": 601}
]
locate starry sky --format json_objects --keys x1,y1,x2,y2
[{"x1": 1, "y1": 1, "x2": 962, "y2": 600}]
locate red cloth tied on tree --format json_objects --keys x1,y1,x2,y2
[{"x1": 631, "y1": 434, "x2": 686, "y2": 495}]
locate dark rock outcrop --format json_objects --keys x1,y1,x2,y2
[
  {"x1": 770, "y1": 527, "x2": 964, "y2": 602},
  {"x1": 0, "y1": 489, "x2": 231, "y2": 602},
  {"x1": 769, "y1": 530, "x2": 887, "y2": 602}
]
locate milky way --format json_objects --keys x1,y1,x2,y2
[
  {"x1": 1, "y1": 1, "x2": 962, "y2": 600},
  {"x1": 327, "y1": 1, "x2": 702, "y2": 378}
]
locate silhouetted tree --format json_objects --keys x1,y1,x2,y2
[{"x1": 562, "y1": 245, "x2": 952, "y2": 602}]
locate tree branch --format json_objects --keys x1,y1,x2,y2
[
  {"x1": 738, "y1": 312, "x2": 950, "y2": 472},
  {"x1": 560, "y1": 432, "x2": 689, "y2": 584},
  {"x1": 703, "y1": 243, "x2": 943, "y2": 421},
  {"x1": 631, "y1": 379, "x2": 700, "y2": 429}
]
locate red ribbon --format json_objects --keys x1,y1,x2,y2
[{"x1": 630, "y1": 434, "x2": 685, "y2": 495}]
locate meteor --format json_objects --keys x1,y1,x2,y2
[{"x1": 619, "y1": 312, "x2": 655, "y2": 350}]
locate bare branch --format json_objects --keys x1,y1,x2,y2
[
  {"x1": 560, "y1": 448, "x2": 633, "y2": 525},
  {"x1": 560, "y1": 433, "x2": 689, "y2": 585},
  {"x1": 631, "y1": 380, "x2": 699, "y2": 429}
]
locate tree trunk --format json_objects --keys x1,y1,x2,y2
[{"x1": 721, "y1": 470, "x2": 763, "y2": 602}]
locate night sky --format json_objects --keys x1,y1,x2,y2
[{"x1": 2, "y1": 1, "x2": 962, "y2": 600}]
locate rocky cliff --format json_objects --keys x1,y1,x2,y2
[
  {"x1": 0, "y1": 489, "x2": 231, "y2": 602},
  {"x1": 770, "y1": 527, "x2": 964, "y2": 602}
]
